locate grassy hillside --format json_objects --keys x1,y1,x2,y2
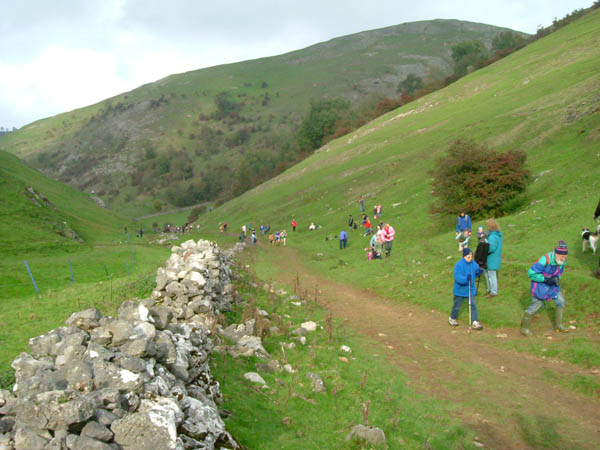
[
  {"x1": 194, "y1": 9, "x2": 600, "y2": 359},
  {"x1": 0, "y1": 150, "x2": 169, "y2": 374},
  {"x1": 0, "y1": 20, "x2": 517, "y2": 217}
]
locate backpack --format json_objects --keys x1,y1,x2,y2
[{"x1": 474, "y1": 241, "x2": 489, "y2": 269}]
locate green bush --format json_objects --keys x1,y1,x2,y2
[{"x1": 430, "y1": 139, "x2": 530, "y2": 217}]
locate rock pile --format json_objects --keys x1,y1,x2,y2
[{"x1": 0, "y1": 239, "x2": 246, "y2": 450}]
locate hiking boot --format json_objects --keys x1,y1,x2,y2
[
  {"x1": 448, "y1": 317, "x2": 458, "y2": 327},
  {"x1": 471, "y1": 321, "x2": 483, "y2": 330},
  {"x1": 555, "y1": 307, "x2": 569, "y2": 333},
  {"x1": 520, "y1": 313, "x2": 534, "y2": 336}
]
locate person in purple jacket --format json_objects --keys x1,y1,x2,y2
[
  {"x1": 449, "y1": 248, "x2": 483, "y2": 330},
  {"x1": 521, "y1": 240, "x2": 569, "y2": 336}
]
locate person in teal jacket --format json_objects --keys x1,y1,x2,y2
[
  {"x1": 449, "y1": 248, "x2": 483, "y2": 330},
  {"x1": 484, "y1": 219, "x2": 503, "y2": 297},
  {"x1": 521, "y1": 240, "x2": 569, "y2": 336}
]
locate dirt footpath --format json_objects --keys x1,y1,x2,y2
[{"x1": 260, "y1": 246, "x2": 600, "y2": 449}]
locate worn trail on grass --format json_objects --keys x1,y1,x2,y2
[{"x1": 261, "y1": 245, "x2": 599, "y2": 449}]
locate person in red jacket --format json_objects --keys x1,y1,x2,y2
[
  {"x1": 291, "y1": 219, "x2": 297, "y2": 232},
  {"x1": 383, "y1": 223, "x2": 395, "y2": 257},
  {"x1": 364, "y1": 216, "x2": 372, "y2": 236}
]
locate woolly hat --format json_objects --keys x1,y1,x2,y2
[
  {"x1": 463, "y1": 247, "x2": 473, "y2": 257},
  {"x1": 555, "y1": 240, "x2": 568, "y2": 255}
]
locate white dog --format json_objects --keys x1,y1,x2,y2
[{"x1": 582, "y1": 225, "x2": 600, "y2": 254}]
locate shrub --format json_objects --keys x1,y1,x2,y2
[
  {"x1": 430, "y1": 139, "x2": 530, "y2": 217},
  {"x1": 188, "y1": 205, "x2": 207, "y2": 223}
]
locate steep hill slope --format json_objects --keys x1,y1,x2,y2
[
  {"x1": 190, "y1": 10, "x2": 600, "y2": 447},
  {"x1": 194, "y1": 10, "x2": 600, "y2": 340},
  {"x1": 0, "y1": 20, "x2": 517, "y2": 217},
  {"x1": 0, "y1": 150, "x2": 125, "y2": 255}
]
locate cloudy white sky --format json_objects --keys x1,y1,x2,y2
[{"x1": 0, "y1": 0, "x2": 593, "y2": 129}]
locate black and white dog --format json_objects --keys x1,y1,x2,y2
[{"x1": 581, "y1": 225, "x2": 600, "y2": 254}]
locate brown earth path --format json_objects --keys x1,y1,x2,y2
[{"x1": 254, "y1": 244, "x2": 600, "y2": 449}]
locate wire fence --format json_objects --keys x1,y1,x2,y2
[{"x1": 1, "y1": 245, "x2": 141, "y2": 298}]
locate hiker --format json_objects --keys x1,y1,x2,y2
[
  {"x1": 251, "y1": 230, "x2": 257, "y2": 246},
  {"x1": 370, "y1": 227, "x2": 382, "y2": 258},
  {"x1": 348, "y1": 214, "x2": 354, "y2": 230},
  {"x1": 308, "y1": 222, "x2": 316, "y2": 231},
  {"x1": 280, "y1": 230, "x2": 287, "y2": 246},
  {"x1": 457, "y1": 229, "x2": 471, "y2": 252},
  {"x1": 449, "y1": 248, "x2": 483, "y2": 330},
  {"x1": 292, "y1": 219, "x2": 297, "y2": 232},
  {"x1": 223, "y1": 222, "x2": 228, "y2": 231},
  {"x1": 521, "y1": 240, "x2": 569, "y2": 336},
  {"x1": 456, "y1": 210, "x2": 472, "y2": 236},
  {"x1": 242, "y1": 224, "x2": 247, "y2": 237},
  {"x1": 483, "y1": 219, "x2": 502, "y2": 297},
  {"x1": 383, "y1": 223, "x2": 395, "y2": 257},
  {"x1": 139, "y1": 227, "x2": 143, "y2": 238},
  {"x1": 339, "y1": 229, "x2": 349, "y2": 249},
  {"x1": 364, "y1": 216, "x2": 372, "y2": 236},
  {"x1": 359, "y1": 195, "x2": 365, "y2": 212}
]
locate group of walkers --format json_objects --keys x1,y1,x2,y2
[
  {"x1": 450, "y1": 209, "x2": 575, "y2": 336},
  {"x1": 224, "y1": 194, "x2": 598, "y2": 338}
]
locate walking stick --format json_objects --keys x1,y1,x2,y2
[{"x1": 468, "y1": 271, "x2": 472, "y2": 334}]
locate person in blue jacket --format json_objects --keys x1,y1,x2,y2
[
  {"x1": 339, "y1": 229, "x2": 349, "y2": 249},
  {"x1": 455, "y1": 210, "x2": 472, "y2": 236},
  {"x1": 449, "y1": 248, "x2": 483, "y2": 330},
  {"x1": 484, "y1": 219, "x2": 503, "y2": 297},
  {"x1": 521, "y1": 240, "x2": 569, "y2": 336}
]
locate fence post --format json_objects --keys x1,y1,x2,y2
[{"x1": 24, "y1": 261, "x2": 39, "y2": 294}]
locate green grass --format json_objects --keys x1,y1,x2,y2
[
  {"x1": 212, "y1": 265, "x2": 478, "y2": 449},
  {"x1": 189, "y1": 9, "x2": 600, "y2": 368},
  {"x1": 0, "y1": 150, "x2": 171, "y2": 379}
]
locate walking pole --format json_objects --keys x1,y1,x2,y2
[{"x1": 468, "y1": 270, "x2": 472, "y2": 334}]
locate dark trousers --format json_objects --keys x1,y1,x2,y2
[{"x1": 340, "y1": 238, "x2": 347, "y2": 249}]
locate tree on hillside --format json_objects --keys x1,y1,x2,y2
[
  {"x1": 451, "y1": 40, "x2": 489, "y2": 76},
  {"x1": 297, "y1": 98, "x2": 352, "y2": 151},
  {"x1": 492, "y1": 31, "x2": 526, "y2": 52},
  {"x1": 397, "y1": 73, "x2": 423, "y2": 95},
  {"x1": 214, "y1": 92, "x2": 241, "y2": 119},
  {"x1": 430, "y1": 139, "x2": 530, "y2": 217}
]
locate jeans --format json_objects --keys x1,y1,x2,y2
[
  {"x1": 484, "y1": 270, "x2": 498, "y2": 295},
  {"x1": 526, "y1": 292, "x2": 565, "y2": 314},
  {"x1": 451, "y1": 295, "x2": 478, "y2": 322},
  {"x1": 340, "y1": 238, "x2": 347, "y2": 249},
  {"x1": 385, "y1": 241, "x2": 393, "y2": 256}
]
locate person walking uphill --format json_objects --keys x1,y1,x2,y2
[
  {"x1": 449, "y1": 248, "x2": 483, "y2": 330},
  {"x1": 484, "y1": 219, "x2": 503, "y2": 297},
  {"x1": 521, "y1": 240, "x2": 569, "y2": 336},
  {"x1": 456, "y1": 210, "x2": 472, "y2": 235},
  {"x1": 291, "y1": 219, "x2": 297, "y2": 232},
  {"x1": 339, "y1": 229, "x2": 349, "y2": 249}
]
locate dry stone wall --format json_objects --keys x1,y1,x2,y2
[{"x1": 0, "y1": 239, "x2": 246, "y2": 450}]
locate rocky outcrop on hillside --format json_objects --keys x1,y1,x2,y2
[{"x1": 0, "y1": 239, "x2": 246, "y2": 450}]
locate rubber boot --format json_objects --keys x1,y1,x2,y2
[
  {"x1": 554, "y1": 307, "x2": 568, "y2": 333},
  {"x1": 520, "y1": 313, "x2": 534, "y2": 336}
]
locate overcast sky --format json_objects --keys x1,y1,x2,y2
[{"x1": 0, "y1": 0, "x2": 592, "y2": 129}]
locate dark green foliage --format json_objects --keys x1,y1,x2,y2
[
  {"x1": 397, "y1": 73, "x2": 423, "y2": 94},
  {"x1": 214, "y1": 91, "x2": 241, "y2": 119},
  {"x1": 297, "y1": 98, "x2": 352, "y2": 151},
  {"x1": 451, "y1": 40, "x2": 489, "y2": 76},
  {"x1": 492, "y1": 31, "x2": 526, "y2": 52},
  {"x1": 430, "y1": 139, "x2": 530, "y2": 217},
  {"x1": 188, "y1": 205, "x2": 207, "y2": 223}
]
